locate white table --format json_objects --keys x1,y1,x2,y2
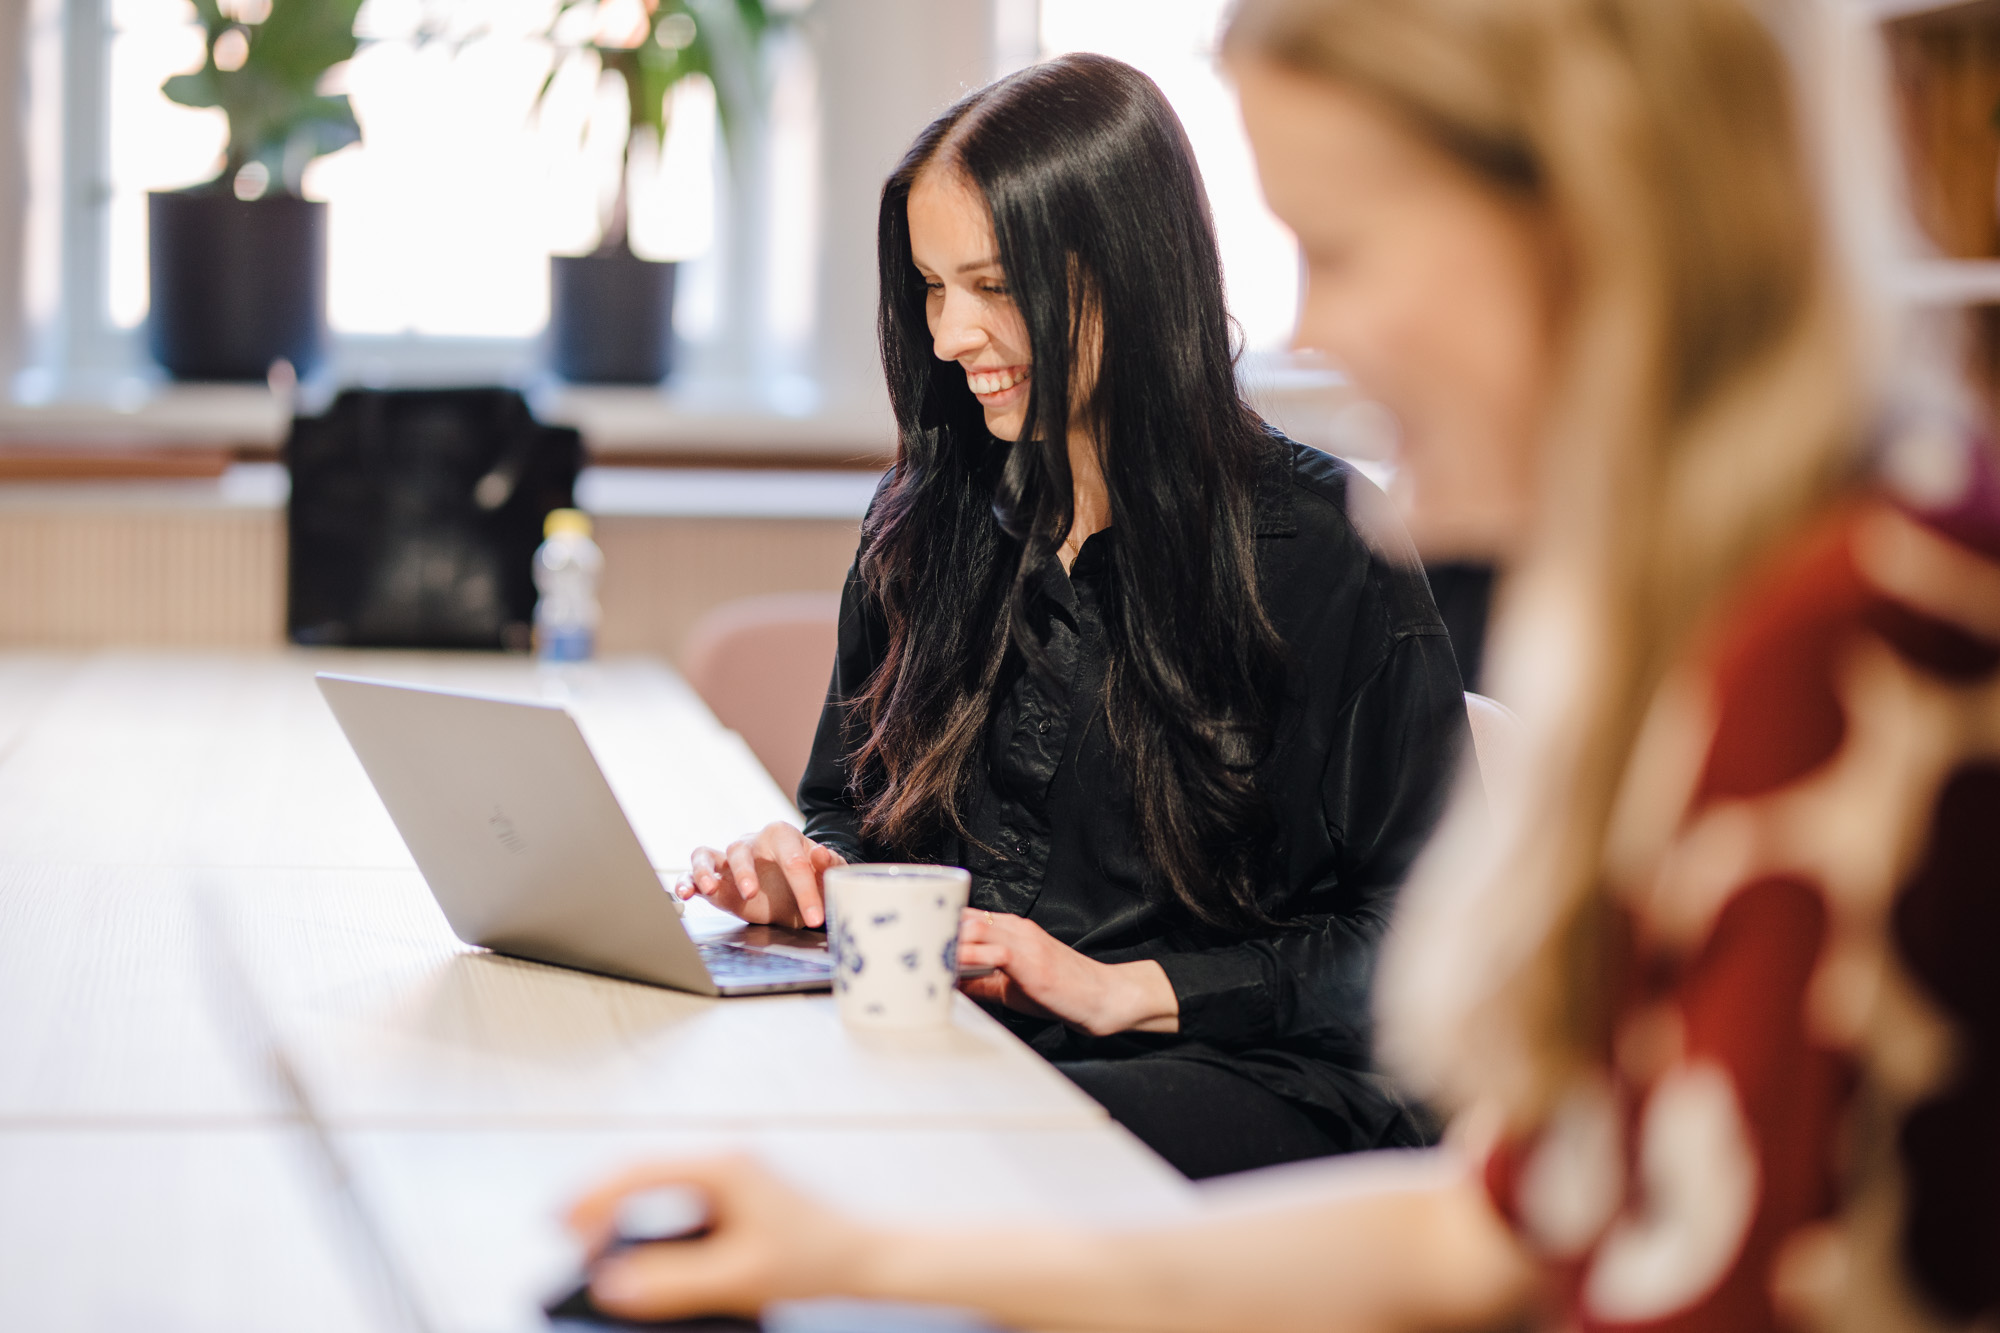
[{"x1": 0, "y1": 651, "x2": 1195, "y2": 1332}]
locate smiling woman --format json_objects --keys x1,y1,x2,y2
[
  {"x1": 674, "y1": 53, "x2": 1470, "y2": 1180},
  {"x1": 570, "y1": 0, "x2": 2000, "y2": 1327},
  {"x1": 906, "y1": 171, "x2": 1035, "y2": 439}
]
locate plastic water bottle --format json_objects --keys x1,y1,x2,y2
[{"x1": 533, "y1": 508, "x2": 602, "y2": 662}]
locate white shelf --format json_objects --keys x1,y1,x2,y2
[
  {"x1": 0, "y1": 384, "x2": 291, "y2": 448},
  {"x1": 0, "y1": 461, "x2": 890, "y2": 523},
  {"x1": 0, "y1": 462, "x2": 288, "y2": 511},
  {"x1": 576, "y1": 466, "x2": 882, "y2": 519},
  {"x1": 1862, "y1": 0, "x2": 1997, "y2": 20},
  {"x1": 0, "y1": 359, "x2": 1360, "y2": 464},
  {"x1": 0, "y1": 379, "x2": 899, "y2": 463},
  {"x1": 531, "y1": 383, "x2": 896, "y2": 462},
  {"x1": 1890, "y1": 258, "x2": 2000, "y2": 304}
]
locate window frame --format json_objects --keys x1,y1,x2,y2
[
  {"x1": 29, "y1": 0, "x2": 763, "y2": 399},
  {"x1": 6, "y1": 0, "x2": 1354, "y2": 471}
]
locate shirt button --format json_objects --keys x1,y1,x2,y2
[{"x1": 1037, "y1": 719, "x2": 1050, "y2": 734}]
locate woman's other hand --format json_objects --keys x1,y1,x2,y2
[
  {"x1": 674, "y1": 823, "x2": 845, "y2": 928},
  {"x1": 957, "y1": 909, "x2": 1179, "y2": 1037},
  {"x1": 568, "y1": 1156, "x2": 867, "y2": 1323},
  {"x1": 566, "y1": 1150, "x2": 1535, "y2": 1333}
]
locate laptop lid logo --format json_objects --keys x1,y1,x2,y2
[{"x1": 488, "y1": 806, "x2": 528, "y2": 855}]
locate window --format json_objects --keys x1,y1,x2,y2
[
  {"x1": 14, "y1": 0, "x2": 1302, "y2": 414},
  {"x1": 1040, "y1": 0, "x2": 1300, "y2": 352},
  {"x1": 23, "y1": 0, "x2": 816, "y2": 395},
  {"x1": 108, "y1": 0, "x2": 737, "y2": 343}
]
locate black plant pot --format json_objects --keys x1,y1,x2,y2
[
  {"x1": 148, "y1": 190, "x2": 327, "y2": 382},
  {"x1": 549, "y1": 250, "x2": 677, "y2": 384}
]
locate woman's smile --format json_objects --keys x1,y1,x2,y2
[{"x1": 965, "y1": 363, "x2": 1031, "y2": 408}]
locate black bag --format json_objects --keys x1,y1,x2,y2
[{"x1": 286, "y1": 388, "x2": 583, "y2": 650}]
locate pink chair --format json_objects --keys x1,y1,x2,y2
[
  {"x1": 683, "y1": 592, "x2": 843, "y2": 799},
  {"x1": 1464, "y1": 690, "x2": 1524, "y2": 792},
  {"x1": 687, "y1": 603, "x2": 1527, "y2": 808}
]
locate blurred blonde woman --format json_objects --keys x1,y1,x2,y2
[{"x1": 566, "y1": 0, "x2": 2000, "y2": 1329}]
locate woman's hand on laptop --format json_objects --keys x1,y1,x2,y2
[{"x1": 675, "y1": 822, "x2": 844, "y2": 929}]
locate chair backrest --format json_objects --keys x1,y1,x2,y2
[
  {"x1": 683, "y1": 592, "x2": 843, "y2": 800},
  {"x1": 286, "y1": 387, "x2": 582, "y2": 649},
  {"x1": 1464, "y1": 691, "x2": 1525, "y2": 794}
]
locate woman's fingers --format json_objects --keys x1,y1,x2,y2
[
  {"x1": 679, "y1": 847, "x2": 726, "y2": 902},
  {"x1": 958, "y1": 972, "x2": 1010, "y2": 1003},
  {"x1": 953, "y1": 909, "x2": 1101, "y2": 1027},
  {"x1": 574, "y1": 1166, "x2": 751, "y2": 1321},
  {"x1": 592, "y1": 1240, "x2": 747, "y2": 1322},
  {"x1": 789, "y1": 867, "x2": 825, "y2": 928},
  {"x1": 789, "y1": 830, "x2": 845, "y2": 927},
  {"x1": 687, "y1": 847, "x2": 717, "y2": 890},
  {"x1": 685, "y1": 847, "x2": 738, "y2": 906},
  {"x1": 955, "y1": 909, "x2": 1052, "y2": 1016},
  {"x1": 960, "y1": 908, "x2": 1043, "y2": 952},
  {"x1": 685, "y1": 855, "x2": 753, "y2": 916},
  {"x1": 723, "y1": 840, "x2": 764, "y2": 906},
  {"x1": 958, "y1": 970, "x2": 1057, "y2": 1021},
  {"x1": 567, "y1": 1159, "x2": 714, "y2": 1243},
  {"x1": 680, "y1": 826, "x2": 834, "y2": 927},
  {"x1": 761, "y1": 827, "x2": 826, "y2": 929},
  {"x1": 955, "y1": 939, "x2": 1010, "y2": 968},
  {"x1": 567, "y1": 1155, "x2": 856, "y2": 1322}
]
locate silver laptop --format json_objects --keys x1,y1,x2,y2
[{"x1": 316, "y1": 672, "x2": 834, "y2": 996}]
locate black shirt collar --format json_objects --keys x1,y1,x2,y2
[{"x1": 1253, "y1": 435, "x2": 1299, "y2": 538}]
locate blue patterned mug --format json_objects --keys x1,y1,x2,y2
[{"x1": 823, "y1": 864, "x2": 971, "y2": 1029}]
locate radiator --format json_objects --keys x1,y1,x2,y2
[
  {"x1": 0, "y1": 505, "x2": 859, "y2": 659},
  {"x1": 0, "y1": 508, "x2": 286, "y2": 647}
]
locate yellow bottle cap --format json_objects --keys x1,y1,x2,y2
[{"x1": 544, "y1": 508, "x2": 593, "y2": 540}]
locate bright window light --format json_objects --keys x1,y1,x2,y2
[
  {"x1": 106, "y1": 0, "x2": 226, "y2": 330},
  {"x1": 1040, "y1": 0, "x2": 1300, "y2": 352},
  {"x1": 105, "y1": 0, "x2": 720, "y2": 341}
]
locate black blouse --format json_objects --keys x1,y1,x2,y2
[{"x1": 798, "y1": 439, "x2": 1467, "y2": 1147}]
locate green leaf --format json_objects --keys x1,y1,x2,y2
[
  {"x1": 632, "y1": 41, "x2": 697, "y2": 140},
  {"x1": 539, "y1": 0, "x2": 777, "y2": 152},
  {"x1": 162, "y1": 70, "x2": 221, "y2": 110},
  {"x1": 165, "y1": 0, "x2": 366, "y2": 191}
]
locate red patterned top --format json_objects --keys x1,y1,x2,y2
[{"x1": 1486, "y1": 439, "x2": 2000, "y2": 1331}]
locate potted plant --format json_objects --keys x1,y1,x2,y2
[
  {"x1": 149, "y1": 0, "x2": 364, "y2": 381},
  {"x1": 539, "y1": 0, "x2": 774, "y2": 384}
]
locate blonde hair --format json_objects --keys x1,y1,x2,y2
[{"x1": 1226, "y1": 0, "x2": 1863, "y2": 1120}]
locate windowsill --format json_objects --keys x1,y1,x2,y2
[
  {"x1": 0, "y1": 354, "x2": 1374, "y2": 473},
  {"x1": 0, "y1": 383, "x2": 291, "y2": 449},
  {"x1": 0, "y1": 461, "x2": 881, "y2": 520},
  {"x1": 0, "y1": 379, "x2": 899, "y2": 469},
  {"x1": 0, "y1": 461, "x2": 292, "y2": 510}
]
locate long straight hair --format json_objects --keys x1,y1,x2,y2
[
  {"x1": 851, "y1": 54, "x2": 1289, "y2": 932},
  {"x1": 1225, "y1": 0, "x2": 1861, "y2": 1116}
]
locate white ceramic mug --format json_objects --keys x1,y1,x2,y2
[{"x1": 822, "y1": 864, "x2": 971, "y2": 1029}]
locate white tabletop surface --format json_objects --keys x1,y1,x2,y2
[{"x1": 0, "y1": 651, "x2": 1195, "y2": 1332}]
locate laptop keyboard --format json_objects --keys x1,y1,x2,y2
[{"x1": 697, "y1": 941, "x2": 831, "y2": 979}]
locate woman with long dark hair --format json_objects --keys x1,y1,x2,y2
[
  {"x1": 582, "y1": 0, "x2": 1999, "y2": 1328},
  {"x1": 677, "y1": 52, "x2": 1467, "y2": 1179}
]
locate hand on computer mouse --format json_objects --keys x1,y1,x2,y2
[{"x1": 568, "y1": 1156, "x2": 865, "y2": 1324}]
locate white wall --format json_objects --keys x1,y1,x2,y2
[
  {"x1": 807, "y1": 0, "x2": 1000, "y2": 414},
  {"x1": 0, "y1": 0, "x2": 28, "y2": 389}
]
